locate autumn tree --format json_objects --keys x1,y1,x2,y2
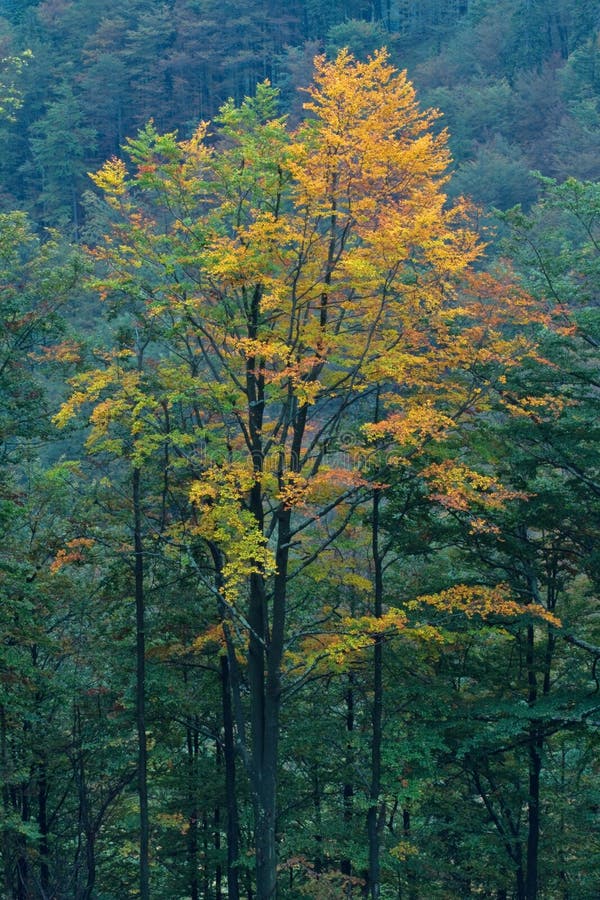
[{"x1": 60, "y1": 50, "x2": 549, "y2": 895}]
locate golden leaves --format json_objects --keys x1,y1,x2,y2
[
  {"x1": 410, "y1": 583, "x2": 561, "y2": 627},
  {"x1": 189, "y1": 463, "x2": 276, "y2": 602},
  {"x1": 363, "y1": 405, "x2": 456, "y2": 448},
  {"x1": 422, "y1": 460, "x2": 529, "y2": 513},
  {"x1": 192, "y1": 622, "x2": 226, "y2": 653},
  {"x1": 89, "y1": 157, "x2": 127, "y2": 197},
  {"x1": 277, "y1": 471, "x2": 309, "y2": 509},
  {"x1": 50, "y1": 538, "x2": 95, "y2": 574}
]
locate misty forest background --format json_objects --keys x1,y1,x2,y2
[{"x1": 1, "y1": 0, "x2": 600, "y2": 898}]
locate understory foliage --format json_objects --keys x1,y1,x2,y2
[{"x1": 0, "y1": 46, "x2": 599, "y2": 900}]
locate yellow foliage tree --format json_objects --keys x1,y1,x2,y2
[{"x1": 60, "y1": 50, "x2": 548, "y2": 896}]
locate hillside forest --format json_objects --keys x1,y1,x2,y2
[{"x1": 0, "y1": 1, "x2": 599, "y2": 898}]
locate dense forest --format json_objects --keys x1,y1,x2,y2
[{"x1": 0, "y1": 1, "x2": 599, "y2": 898}]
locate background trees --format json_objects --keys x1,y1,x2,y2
[{"x1": 0, "y1": 0, "x2": 599, "y2": 225}]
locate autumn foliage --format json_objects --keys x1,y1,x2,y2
[{"x1": 55, "y1": 50, "x2": 553, "y2": 895}]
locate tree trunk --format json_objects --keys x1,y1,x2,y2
[
  {"x1": 341, "y1": 675, "x2": 355, "y2": 877},
  {"x1": 313, "y1": 773, "x2": 323, "y2": 875},
  {"x1": 37, "y1": 753, "x2": 50, "y2": 897},
  {"x1": 221, "y1": 654, "x2": 241, "y2": 900},
  {"x1": 186, "y1": 708, "x2": 199, "y2": 900},
  {"x1": 367, "y1": 485, "x2": 383, "y2": 900},
  {"x1": 1, "y1": 704, "x2": 13, "y2": 899},
  {"x1": 73, "y1": 703, "x2": 96, "y2": 900},
  {"x1": 403, "y1": 809, "x2": 418, "y2": 900},
  {"x1": 133, "y1": 467, "x2": 150, "y2": 900},
  {"x1": 526, "y1": 621, "x2": 541, "y2": 900}
]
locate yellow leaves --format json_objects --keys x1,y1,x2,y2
[
  {"x1": 230, "y1": 335, "x2": 289, "y2": 364},
  {"x1": 192, "y1": 622, "x2": 226, "y2": 653},
  {"x1": 422, "y1": 461, "x2": 528, "y2": 513},
  {"x1": 289, "y1": 608, "x2": 409, "y2": 673},
  {"x1": 338, "y1": 251, "x2": 380, "y2": 285},
  {"x1": 285, "y1": 581, "x2": 560, "y2": 681},
  {"x1": 34, "y1": 339, "x2": 82, "y2": 364},
  {"x1": 363, "y1": 405, "x2": 456, "y2": 448},
  {"x1": 89, "y1": 157, "x2": 127, "y2": 197},
  {"x1": 340, "y1": 608, "x2": 408, "y2": 638},
  {"x1": 53, "y1": 356, "x2": 197, "y2": 466},
  {"x1": 410, "y1": 583, "x2": 561, "y2": 627},
  {"x1": 341, "y1": 572, "x2": 373, "y2": 593},
  {"x1": 293, "y1": 48, "x2": 452, "y2": 224},
  {"x1": 277, "y1": 471, "x2": 309, "y2": 509},
  {"x1": 501, "y1": 392, "x2": 572, "y2": 420},
  {"x1": 190, "y1": 461, "x2": 256, "y2": 505},
  {"x1": 390, "y1": 840, "x2": 418, "y2": 862},
  {"x1": 189, "y1": 463, "x2": 276, "y2": 603}
]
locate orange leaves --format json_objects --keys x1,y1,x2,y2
[
  {"x1": 422, "y1": 460, "x2": 528, "y2": 513},
  {"x1": 35, "y1": 339, "x2": 82, "y2": 364},
  {"x1": 277, "y1": 471, "x2": 309, "y2": 509},
  {"x1": 410, "y1": 583, "x2": 561, "y2": 627},
  {"x1": 192, "y1": 622, "x2": 226, "y2": 654},
  {"x1": 50, "y1": 538, "x2": 95, "y2": 573}
]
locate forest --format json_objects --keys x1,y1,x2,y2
[{"x1": 0, "y1": 1, "x2": 599, "y2": 898}]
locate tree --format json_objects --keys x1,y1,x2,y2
[
  {"x1": 0, "y1": 210, "x2": 82, "y2": 461},
  {"x1": 0, "y1": 49, "x2": 32, "y2": 122},
  {"x1": 62, "y1": 50, "x2": 548, "y2": 895},
  {"x1": 28, "y1": 82, "x2": 97, "y2": 236}
]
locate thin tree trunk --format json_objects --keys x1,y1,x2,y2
[
  {"x1": 0, "y1": 704, "x2": 13, "y2": 899},
  {"x1": 403, "y1": 809, "x2": 418, "y2": 900},
  {"x1": 367, "y1": 483, "x2": 383, "y2": 900},
  {"x1": 185, "y1": 708, "x2": 199, "y2": 900},
  {"x1": 133, "y1": 467, "x2": 150, "y2": 900},
  {"x1": 313, "y1": 773, "x2": 323, "y2": 875},
  {"x1": 73, "y1": 703, "x2": 96, "y2": 900},
  {"x1": 526, "y1": 621, "x2": 541, "y2": 900},
  {"x1": 37, "y1": 754, "x2": 50, "y2": 896},
  {"x1": 341, "y1": 674, "x2": 355, "y2": 878},
  {"x1": 16, "y1": 780, "x2": 29, "y2": 900},
  {"x1": 215, "y1": 795, "x2": 222, "y2": 900},
  {"x1": 516, "y1": 862, "x2": 526, "y2": 900},
  {"x1": 202, "y1": 812, "x2": 210, "y2": 898},
  {"x1": 367, "y1": 387, "x2": 384, "y2": 900},
  {"x1": 221, "y1": 654, "x2": 241, "y2": 900}
]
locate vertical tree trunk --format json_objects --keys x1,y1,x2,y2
[
  {"x1": 215, "y1": 795, "x2": 222, "y2": 900},
  {"x1": 202, "y1": 812, "x2": 210, "y2": 897},
  {"x1": 37, "y1": 753, "x2": 50, "y2": 897},
  {"x1": 526, "y1": 621, "x2": 541, "y2": 900},
  {"x1": 341, "y1": 674, "x2": 355, "y2": 877},
  {"x1": 313, "y1": 773, "x2": 323, "y2": 875},
  {"x1": 516, "y1": 862, "x2": 526, "y2": 900},
  {"x1": 403, "y1": 809, "x2": 418, "y2": 900},
  {"x1": 0, "y1": 704, "x2": 13, "y2": 899},
  {"x1": 367, "y1": 484, "x2": 383, "y2": 900},
  {"x1": 185, "y1": 706, "x2": 199, "y2": 900},
  {"x1": 133, "y1": 467, "x2": 150, "y2": 900},
  {"x1": 220, "y1": 654, "x2": 241, "y2": 900},
  {"x1": 73, "y1": 703, "x2": 97, "y2": 900},
  {"x1": 16, "y1": 779, "x2": 29, "y2": 900},
  {"x1": 247, "y1": 568, "x2": 278, "y2": 899}
]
